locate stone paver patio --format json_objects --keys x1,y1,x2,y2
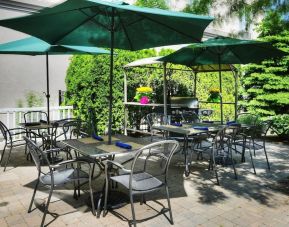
[{"x1": 1, "y1": 139, "x2": 289, "y2": 227}]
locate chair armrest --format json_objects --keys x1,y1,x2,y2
[
  {"x1": 10, "y1": 132, "x2": 27, "y2": 137},
  {"x1": 8, "y1": 128, "x2": 27, "y2": 136},
  {"x1": 106, "y1": 160, "x2": 131, "y2": 173},
  {"x1": 8, "y1": 127, "x2": 26, "y2": 131}
]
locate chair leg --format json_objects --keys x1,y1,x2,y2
[
  {"x1": 130, "y1": 193, "x2": 137, "y2": 227},
  {"x1": 248, "y1": 141, "x2": 256, "y2": 174},
  {"x1": 229, "y1": 145, "x2": 238, "y2": 180},
  {"x1": 41, "y1": 186, "x2": 53, "y2": 227},
  {"x1": 24, "y1": 143, "x2": 28, "y2": 155},
  {"x1": 211, "y1": 153, "x2": 219, "y2": 185},
  {"x1": 28, "y1": 178, "x2": 40, "y2": 213},
  {"x1": 165, "y1": 185, "x2": 174, "y2": 225},
  {"x1": 4, "y1": 147, "x2": 12, "y2": 172},
  {"x1": 252, "y1": 138, "x2": 256, "y2": 156},
  {"x1": 77, "y1": 167, "x2": 81, "y2": 197},
  {"x1": 103, "y1": 172, "x2": 109, "y2": 217},
  {"x1": 263, "y1": 141, "x2": 270, "y2": 170},
  {"x1": 140, "y1": 194, "x2": 146, "y2": 205},
  {"x1": 88, "y1": 166, "x2": 96, "y2": 216},
  {"x1": 0, "y1": 143, "x2": 7, "y2": 164}
]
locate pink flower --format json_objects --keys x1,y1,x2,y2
[{"x1": 140, "y1": 96, "x2": 149, "y2": 104}]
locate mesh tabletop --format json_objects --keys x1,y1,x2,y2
[
  {"x1": 153, "y1": 124, "x2": 223, "y2": 136},
  {"x1": 61, "y1": 135, "x2": 148, "y2": 158},
  {"x1": 19, "y1": 120, "x2": 59, "y2": 130}
]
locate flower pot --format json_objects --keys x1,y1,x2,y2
[
  {"x1": 207, "y1": 93, "x2": 220, "y2": 102},
  {"x1": 140, "y1": 96, "x2": 149, "y2": 104}
]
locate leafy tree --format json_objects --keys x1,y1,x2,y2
[
  {"x1": 135, "y1": 0, "x2": 168, "y2": 9},
  {"x1": 240, "y1": 13, "x2": 289, "y2": 116},
  {"x1": 183, "y1": 0, "x2": 289, "y2": 34}
]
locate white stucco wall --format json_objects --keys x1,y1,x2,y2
[{"x1": 0, "y1": 8, "x2": 69, "y2": 108}]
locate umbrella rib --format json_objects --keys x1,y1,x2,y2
[
  {"x1": 136, "y1": 13, "x2": 201, "y2": 42},
  {"x1": 223, "y1": 45, "x2": 246, "y2": 64},
  {"x1": 115, "y1": 11, "x2": 134, "y2": 50},
  {"x1": 53, "y1": 9, "x2": 106, "y2": 44},
  {"x1": 186, "y1": 47, "x2": 208, "y2": 66},
  {"x1": 80, "y1": 8, "x2": 110, "y2": 30}
]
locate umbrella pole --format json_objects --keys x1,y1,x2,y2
[
  {"x1": 218, "y1": 55, "x2": 223, "y2": 124},
  {"x1": 163, "y1": 62, "x2": 168, "y2": 118},
  {"x1": 46, "y1": 53, "x2": 50, "y2": 124},
  {"x1": 233, "y1": 67, "x2": 238, "y2": 120},
  {"x1": 193, "y1": 72, "x2": 197, "y2": 97},
  {"x1": 108, "y1": 10, "x2": 115, "y2": 145}
]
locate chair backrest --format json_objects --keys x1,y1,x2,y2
[
  {"x1": 129, "y1": 140, "x2": 179, "y2": 190},
  {"x1": 0, "y1": 121, "x2": 9, "y2": 141},
  {"x1": 50, "y1": 118, "x2": 77, "y2": 143},
  {"x1": 211, "y1": 126, "x2": 236, "y2": 155},
  {"x1": 146, "y1": 113, "x2": 166, "y2": 130},
  {"x1": 62, "y1": 119, "x2": 82, "y2": 140},
  {"x1": 24, "y1": 136, "x2": 50, "y2": 173},
  {"x1": 24, "y1": 111, "x2": 48, "y2": 123}
]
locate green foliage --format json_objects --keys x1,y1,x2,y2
[
  {"x1": 66, "y1": 50, "x2": 157, "y2": 134},
  {"x1": 240, "y1": 26, "x2": 289, "y2": 117},
  {"x1": 183, "y1": 0, "x2": 289, "y2": 34},
  {"x1": 270, "y1": 114, "x2": 289, "y2": 138},
  {"x1": 257, "y1": 10, "x2": 289, "y2": 38},
  {"x1": 135, "y1": 0, "x2": 168, "y2": 9},
  {"x1": 66, "y1": 49, "x2": 237, "y2": 133},
  {"x1": 183, "y1": 0, "x2": 214, "y2": 15},
  {"x1": 196, "y1": 71, "x2": 236, "y2": 121},
  {"x1": 25, "y1": 91, "x2": 43, "y2": 107}
]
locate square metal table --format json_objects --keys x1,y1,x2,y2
[
  {"x1": 60, "y1": 134, "x2": 150, "y2": 217},
  {"x1": 152, "y1": 123, "x2": 222, "y2": 176},
  {"x1": 61, "y1": 135, "x2": 148, "y2": 158}
]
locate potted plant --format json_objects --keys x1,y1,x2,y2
[
  {"x1": 134, "y1": 86, "x2": 153, "y2": 104},
  {"x1": 207, "y1": 88, "x2": 221, "y2": 102}
]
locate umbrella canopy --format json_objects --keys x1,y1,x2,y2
[
  {"x1": 0, "y1": 36, "x2": 110, "y2": 123},
  {"x1": 0, "y1": 36, "x2": 110, "y2": 55},
  {"x1": 0, "y1": 0, "x2": 213, "y2": 143},
  {"x1": 0, "y1": 0, "x2": 213, "y2": 49},
  {"x1": 160, "y1": 36, "x2": 286, "y2": 66},
  {"x1": 160, "y1": 36, "x2": 287, "y2": 123}
]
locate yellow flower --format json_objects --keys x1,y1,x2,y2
[
  {"x1": 209, "y1": 88, "x2": 220, "y2": 94},
  {"x1": 136, "y1": 87, "x2": 153, "y2": 93}
]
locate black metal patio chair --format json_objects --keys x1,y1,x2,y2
[
  {"x1": 24, "y1": 111, "x2": 48, "y2": 124},
  {"x1": 103, "y1": 140, "x2": 179, "y2": 227},
  {"x1": 0, "y1": 120, "x2": 27, "y2": 171},
  {"x1": 24, "y1": 136, "x2": 97, "y2": 227},
  {"x1": 146, "y1": 112, "x2": 167, "y2": 141},
  {"x1": 193, "y1": 126, "x2": 238, "y2": 185},
  {"x1": 232, "y1": 120, "x2": 271, "y2": 172}
]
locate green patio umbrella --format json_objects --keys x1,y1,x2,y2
[
  {"x1": 0, "y1": 36, "x2": 110, "y2": 123},
  {"x1": 0, "y1": 0, "x2": 213, "y2": 143},
  {"x1": 160, "y1": 36, "x2": 287, "y2": 123}
]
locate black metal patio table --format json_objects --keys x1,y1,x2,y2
[
  {"x1": 60, "y1": 135, "x2": 149, "y2": 217},
  {"x1": 152, "y1": 123, "x2": 222, "y2": 177}
]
